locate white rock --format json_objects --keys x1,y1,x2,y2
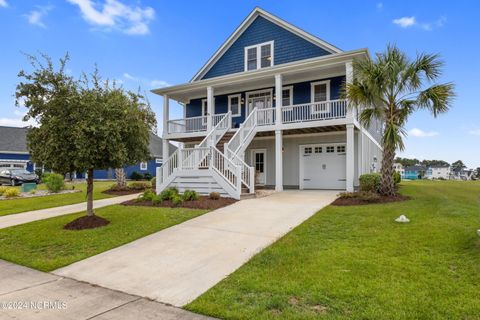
[
  {"x1": 395, "y1": 215, "x2": 410, "y2": 223},
  {"x1": 477, "y1": 229, "x2": 480, "y2": 237}
]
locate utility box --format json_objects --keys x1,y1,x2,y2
[{"x1": 21, "y1": 183, "x2": 37, "y2": 193}]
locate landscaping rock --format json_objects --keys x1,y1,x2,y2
[{"x1": 395, "y1": 215, "x2": 410, "y2": 223}]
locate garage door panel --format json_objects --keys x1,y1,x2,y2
[{"x1": 301, "y1": 144, "x2": 346, "y2": 190}]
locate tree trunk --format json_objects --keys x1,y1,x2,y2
[
  {"x1": 115, "y1": 168, "x2": 126, "y2": 188},
  {"x1": 86, "y1": 168, "x2": 94, "y2": 216},
  {"x1": 380, "y1": 144, "x2": 396, "y2": 196}
]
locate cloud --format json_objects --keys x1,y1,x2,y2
[
  {"x1": 67, "y1": 0, "x2": 155, "y2": 35},
  {"x1": 393, "y1": 16, "x2": 416, "y2": 28},
  {"x1": 25, "y1": 6, "x2": 53, "y2": 28},
  {"x1": 0, "y1": 0, "x2": 7, "y2": 8},
  {"x1": 122, "y1": 73, "x2": 170, "y2": 88},
  {"x1": 0, "y1": 110, "x2": 36, "y2": 127},
  {"x1": 468, "y1": 129, "x2": 480, "y2": 136},
  {"x1": 408, "y1": 128, "x2": 439, "y2": 137},
  {"x1": 393, "y1": 15, "x2": 446, "y2": 31},
  {"x1": 150, "y1": 80, "x2": 170, "y2": 88}
]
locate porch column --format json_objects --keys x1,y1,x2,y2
[
  {"x1": 275, "y1": 74, "x2": 283, "y2": 127},
  {"x1": 162, "y1": 95, "x2": 170, "y2": 163},
  {"x1": 346, "y1": 124, "x2": 355, "y2": 192},
  {"x1": 275, "y1": 130, "x2": 283, "y2": 191},
  {"x1": 345, "y1": 61, "x2": 355, "y2": 121},
  {"x1": 207, "y1": 86, "x2": 214, "y2": 132}
]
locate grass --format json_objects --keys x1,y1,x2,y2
[
  {"x1": 0, "y1": 205, "x2": 208, "y2": 271},
  {"x1": 0, "y1": 181, "x2": 119, "y2": 216},
  {"x1": 187, "y1": 180, "x2": 480, "y2": 319}
]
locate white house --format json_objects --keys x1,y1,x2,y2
[
  {"x1": 393, "y1": 163, "x2": 404, "y2": 176},
  {"x1": 153, "y1": 8, "x2": 383, "y2": 199},
  {"x1": 425, "y1": 166, "x2": 451, "y2": 180}
]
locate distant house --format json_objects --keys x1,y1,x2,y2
[
  {"x1": 425, "y1": 165, "x2": 451, "y2": 180},
  {"x1": 451, "y1": 167, "x2": 475, "y2": 180},
  {"x1": 0, "y1": 126, "x2": 174, "y2": 179},
  {"x1": 402, "y1": 165, "x2": 427, "y2": 180},
  {"x1": 393, "y1": 163, "x2": 404, "y2": 177}
]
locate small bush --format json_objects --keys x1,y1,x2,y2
[
  {"x1": 141, "y1": 189, "x2": 156, "y2": 201},
  {"x1": 130, "y1": 171, "x2": 144, "y2": 180},
  {"x1": 159, "y1": 187, "x2": 178, "y2": 201},
  {"x1": 0, "y1": 186, "x2": 8, "y2": 195},
  {"x1": 44, "y1": 173, "x2": 65, "y2": 193},
  {"x1": 393, "y1": 171, "x2": 401, "y2": 184},
  {"x1": 171, "y1": 194, "x2": 183, "y2": 207},
  {"x1": 28, "y1": 189, "x2": 37, "y2": 195},
  {"x1": 143, "y1": 172, "x2": 153, "y2": 181},
  {"x1": 338, "y1": 191, "x2": 380, "y2": 202},
  {"x1": 129, "y1": 181, "x2": 151, "y2": 190},
  {"x1": 209, "y1": 192, "x2": 220, "y2": 200},
  {"x1": 35, "y1": 169, "x2": 44, "y2": 181},
  {"x1": 4, "y1": 187, "x2": 20, "y2": 198},
  {"x1": 359, "y1": 173, "x2": 381, "y2": 193},
  {"x1": 183, "y1": 189, "x2": 199, "y2": 201},
  {"x1": 151, "y1": 177, "x2": 156, "y2": 188}
]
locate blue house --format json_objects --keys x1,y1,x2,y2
[
  {"x1": 0, "y1": 126, "x2": 174, "y2": 179},
  {"x1": 402, "y1": 165, "x2": 427, "y2": 180},
  {"x1": 152, "y1": 7, "x2": 384, "y2": 199}
]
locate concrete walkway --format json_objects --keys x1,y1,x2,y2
[
  {"x1": 0, "y1": 260, "x2": 213, "y2": 320},
  {"x1": 0, "y1": 193, "x2": 140, "y2": 229},
  {"x1": 54, "y1": 190, "x2": 338, "y2": 307}
]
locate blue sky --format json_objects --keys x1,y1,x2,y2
[{"x1": 0, "y1": 0, "x2": 479, "y2": 167}]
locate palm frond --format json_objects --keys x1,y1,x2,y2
[{"x1": 417, "y1": 83, "x2": 455, "y2": 117}]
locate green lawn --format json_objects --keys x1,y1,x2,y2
[
  {"x1": 0, "y1": 205, "x2": 207, "y2": 271},
  {"x1": 0, "y1": 181, "x2": 117, "y2": 216},
  {"x1": 187, "y1": 181, "x2": 480, "y2": 320}
]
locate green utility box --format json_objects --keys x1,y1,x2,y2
[{"x1": 21, "y1": 183, "x2": 37, "y2": 193}]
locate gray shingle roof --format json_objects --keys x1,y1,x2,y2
[
  {"x1": 149, "y1": 132, "x2": 176, "y2": 158},
  {"x1": 0, "y1": 126, "x2": 29, "y2": 153}
]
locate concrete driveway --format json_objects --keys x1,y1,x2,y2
[{"x1": 54, "y1": 190, "x2": 338, "y2": 307}]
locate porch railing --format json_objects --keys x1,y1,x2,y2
[
  {"x1": 167, "y1": 115, "x2": 207, "y2": 134},
  {"x1": 281, "y1": 99, "x2": 347, "y2": 123}
]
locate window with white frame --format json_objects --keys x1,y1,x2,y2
[
  {"x1": 282, "y1": 86, "x2": 293, "y2": 107},
  {"x1": 155, "y1": 158, "x2": 162, "y2": 164},
  {"x1": 228, "y1": 94, "x2": 241, "y2": 117},
  {"x1": 310, "y1": 80, "x2": 331, "y2": 114},
  {"x1": 201, "y1": 99, "x2": 208, "y2": 125},
  {"x1": 244, "y1": 41, "x2": 274, "y2": 71},
  {"x1": 140, "y1": 162, "x2": 148, "y2": 170}
]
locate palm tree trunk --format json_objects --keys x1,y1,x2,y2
[
  {"x1": 115, "y1": 168, "x2": 126, "y2": 188},
  {"x1": 380, "y1": 144, "x2": 396, "y2": 196},
  {"x1": 86, "y1": 168, "x2": 94, "y2": 216}
]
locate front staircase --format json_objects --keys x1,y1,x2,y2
[{"x1": 156, "y1": 110, "x2": 262, "y2": 200}]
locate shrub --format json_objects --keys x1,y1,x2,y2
[
  {"x1": 151, "y1": 177, "x2": 156, "y2": 188},
  {"x1": 143, "y1": 172, "x2": 153, "y2": 181},
  {"x1": 359, "y1": 173, "x2": 381, "y2": 193},
  {"x1": 129, "y1": 181, "x2": 151, "y2": 190},
  {"x1": 35, "y1": 169, "x2": 44, "y2": 181},
  {"x1": 393, "y1": 171, "x2": 401, "y2": 184},
  {"x1": 44, "y1": 173, "x2": 65, "y2": 193},
  {"x1": 141, "y1": 189, "x2": 156, "y2": 201},
  {"x1": 171, "y1": 194, "x2": 183, "y2": 207},
  {"x1": 4, "y1": 187, "x2": 20, "y2": 198},
  {"x1": 29, "y1": 189, "x2": 37, "y2": 195},
  {"x1": 209, "y1": 192, "x2": 220, "y2": 200},
  {"x1": 159, "y1": 187, "x2": 178, "y2": 201},
  {"x1": 0, "y1": 186, "x2": 8, "y2": 195},
  {"x1": 130, "y1": 171, "x2": 144, "y2": 180},
  {"x1": 183, "y1": 189, "x2": 199, "y2": 201},
  {"x1": 338, "y1": 191, "x2": 380, "y2": 202}
]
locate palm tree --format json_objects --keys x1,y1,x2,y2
[{"x1": 345, "y1": 45, "x2": 455, "y2": 195}]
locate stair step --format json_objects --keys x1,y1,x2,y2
[{"x1": 240, "y1": 193, "x2": 256, "y2": 200}]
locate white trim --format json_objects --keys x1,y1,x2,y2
[
  {"x1": 250, "y1": 148, "x2": 267, "y2": 185},
  {"x1": 0, "y1": 151, "x2": 30, "y2": 155},
  {"x1": 140, "y1": 162, "x2": 148, "y2": 171},
  {"x1": 228, "y1": 94, "x2": 242, "y2": 117},
  {"x1": 190, "y1": 7, "x2": 342, "y2": 82},
  {"x1": 245, "y1": 88, "x2": 273, "y2": 114},
  {"x1": 155, "y1": 158, "x2": 163, "y2": 164},
  {"x1": 310, "y1": 80, "x2": 331, "y2": 115},
  {"x1": 244, "y1": 40, "x2": 274, "y2": 72},
  {"x1": 201, "y1": 99, "x2": 208, "y2": 125}
]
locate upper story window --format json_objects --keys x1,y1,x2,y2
[
  {"x1": 310, "y1": 80, "x2": 331, "y2": 114},
  {"x1": 228, "y1": 94, "x2": 242, "y2": 117},
  {"x1": 244, "y1": 41, "x2": 274, "y2": 71},
  {"x1": 282, "y1": 86, "x2": 293, "y2": 106}
]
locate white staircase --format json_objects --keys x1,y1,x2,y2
[{"x1": 156, "y1": 111, "x2": 257, "y2": 200}]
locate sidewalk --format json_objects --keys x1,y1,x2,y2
[{"x1": 0, "y1": 193, "x2": 140, "y2": 230}]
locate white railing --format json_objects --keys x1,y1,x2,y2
[
  {"x1": 197, "y1": 112, "x2": 230, "y2": 149},
  {"x1": 230, "y1": 153, "x2": 254, "y2": 191},
  {"x1": 160, "y1": 149, "x2": 179, "y2": 184},
  {"x1": 167, "y1": 116, "x2": 207, "y2": 134},
  {"x1": 281, "y1": 99, "x2": 347, "y2": 123},
  {"x1": 211, "y1": 146, "x2": 240, "y2": 190},
  {"x1": 257, "y1": 107, "x2": 276, "y2": 126},
  {"x1": 180, "y1": 147, "x2": 211, "y2": 170},
  {"x1": 225, "y1": 108, "x2": 257, "y2": 156}
]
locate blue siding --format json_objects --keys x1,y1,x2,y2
[
  {"x1": 186, "y1": 75, "x2": 345, "y2": 127},
  {"x1": 0, "y1": 153, "x2": 34, "y2": 172},
  {"x1": 79, "y1": 158, "x2": 162, "y2": 180},
  {"x1": 201, "y1": 16, "x2": 331, "y2": 79}
]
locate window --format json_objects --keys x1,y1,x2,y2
[
  {"x1": 326, "y1": 146, "x2": 335, "y2": 153},
  {"x1": 282, "y1": 86, "x2": 293, "y2": 107},
  {"x1": 314, "y1": 147, "x2": 322, "y2": 153},
  {"x1": 155, "y1": 158, "x2": 162, "y2": 164},
  {"x1": 310, "y1": 80, "x2": 331, "y2": 114},
  {"x1": 337, "y1": 145, "x2": 346, "y2": 153},
  {"x1": 201, "y1": 99, "x2": 208, "y2": 125},
  {"x1": 140, "y1": 162, "x2": 147, "y2": 171},
  {"x1": 244, "y1": 41, "x2": 274, "y2": 71},
  {"x1": 228, "y1": 94, "x2": 242, "y2": 117},
  {"x1": 304, "y1": 147, "x2": 313, "y2": 154}
]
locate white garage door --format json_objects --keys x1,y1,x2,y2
[{"x1": 300, "y1": 143, "x2": 346, "y2": 190}]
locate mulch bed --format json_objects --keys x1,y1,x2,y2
[
  {"x1": 332, "y1": 194, "x2": 410, "y2": 206},
  {"x1": 122, "y1": 196, "x2": 237, "y2": 210},
  {"x1": 102, "y1": 188, "x2": 143, "y2": 196},
  {"x1": 64, "y1": 215, "x2": 110, "y2": 230}
]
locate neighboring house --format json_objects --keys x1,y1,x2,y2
[
  {"x1": 0, "y1": 126, "x2": 35, "y2": 172},
  {"x1": 393, "y1": 163, "x2": 404, "y2": 177},
  {"x1": 451, "y1": 167, "x2": 475, "y2": 180},
  {"x1": 0, "y1": 126, "x2": 172, "y2": 179},
  {"x1": 402, "y1": 165, "x2": 427, "y2": 180},
  {"x1": 153, "y1": 7, "x2": 383, "y2": 199},
  {"x1": 425, "y1": 165, "x2": 451, "y2": 180}
]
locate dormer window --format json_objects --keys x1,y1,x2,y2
[{"x1": 244, "y1": 41, "x2": 274, "y2": 71}]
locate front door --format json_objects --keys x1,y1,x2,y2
[
  {"x1": 247, "y1": 91, "x2": 272, "y2": 125},
  {"x1": 252, "y1": 149, "x2": 266, "y2": 185}
]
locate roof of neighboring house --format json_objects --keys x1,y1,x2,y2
[
  {"x1": 0, "y1": 126, "x2": 29, "y2": 153},
  {"x1": 404, "y1": 165, "x2": 427, "y2": 172},
  {"x1": 429, "y1": 165, "x2": 450, "y2": 169},
  {"x1": 149, "y1": 132, "x2": 176, "y2": 158}
]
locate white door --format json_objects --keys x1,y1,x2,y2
[
  {"x1": 252, "y1": 149, "x2": 266, "y2": 185},
  {"x1": 247, "y1": 91, "x2": 272, "y2": 125},
  {"x1": 300, "y1": 144, "x2": 346, "y2": 189}
]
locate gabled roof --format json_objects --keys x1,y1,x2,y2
[
  {"x1": 0, "y1": 126, "x2": 29, "y2": 153},
  {"x1": 149, "y1": 132, "x2": 177, "y2": 158},
  {"x1": 190, "y1": 7, "x2": 343, "y2": 82}
]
